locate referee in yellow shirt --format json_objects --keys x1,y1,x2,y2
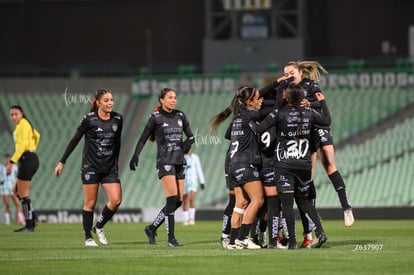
[{"x1": 8, "y1": 105, "x2": 40, "y2": 232}]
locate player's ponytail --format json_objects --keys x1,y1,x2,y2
[
  {"x1": 209, "y1": 86, "x2": 256, "y2": 134},
  {"x1": 210, "y1": 106, "x2": 232, "y2": 134}
]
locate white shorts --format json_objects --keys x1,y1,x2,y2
[
  {"x1": 184, "y1": 180, "x2": 198, "y2": 194},
  {"x1": 0, "y1": 184, "x2": 13, "y2": 196}
]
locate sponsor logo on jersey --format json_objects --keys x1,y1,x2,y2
[
  {"x1": 275, "y1": 139, "x2": 309, "y2": 161},
  {"x1": 282, "y1": 181, "x2": 290, "y2": 187},
  {"x1": 95, "y1": 127, "x2": 103, "y2": 132},
  {"x1": 162, "y1": 122, "x2": 169, "y2": 127}
]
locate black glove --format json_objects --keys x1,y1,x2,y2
[
  {"x1": 278, "y1": 76, "x2": 295, "y2": 90},
  {"x1": 129, "y1": 155, "x2": 139, "y2": 171},
  {"x1": 200, "y1": 183, "x2": 205, "y2": 190},
  {"x1": 181, "y1": 139, "x2": 192, "y2": 154}
]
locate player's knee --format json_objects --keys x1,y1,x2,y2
[
  {"x1": 233, "y1": 207, "x2": 245, "y2": 215},
  {"x1": 109, "y1": 198, "x2": 122, "y2": 210},
  {"x1": 255, "y1": 197, "x2": 264, "y2": 209}
]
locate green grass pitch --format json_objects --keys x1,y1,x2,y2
[{"x1": 1, "y1": 220, "x2": 413, "y2": 274}]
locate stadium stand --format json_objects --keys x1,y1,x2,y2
[
  {"x1": 323, "y1": 87, "x2": 414, "y2": 142},
  {"x1": 313, "y1": 116, "x2": 414, "y2": 207}
]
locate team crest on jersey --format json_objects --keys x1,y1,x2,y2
[
  {"x1": 84, "y1": 174, "x2": 90, "y2": 181},
  {"x1": 177, "y1": 119, "x2": 182, "y2": 127},
  {"x1": 253, "y1": 171, "x2": 259, "y2": 178},
  {"x1": 112, "y1": 124, "x2": 118, "y2": 132},
  {"x1": 164, "y1": 165, "x2": 171, "y2": 172},
  {"x1": 297, "y1": 185, "x2": 310, "y2": 193}
]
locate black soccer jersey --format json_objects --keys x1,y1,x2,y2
[
  {"x1": 301, "y1": 78, "x2": 322, "y2": 110},
  {"x1": 135, "y1": 108, "x2": 194, "y2": 167},
  {"x1": 301, "y1": 78, "x2": 332, "y2": 130},
  {"x1": 228, "y1": 107, "x2": 262, "y2": 166},
  {"x1": 255, "y1": 102, "x2": 331, "y2": 170},
  {"x1": 60, "y1": 111, "x2": 123, "y2": 174},
  {"x1": 257, "y1": 85, "x2": 284, "y2": 169},
  {"x1": 258, "y1": 125, "x2": 277, "y2": 168}
]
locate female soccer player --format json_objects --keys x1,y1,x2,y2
[
  {"x1": 256, "y1": 76, "x2": 293, "y2": 249},
  {"x1": 255, "y1": 84, "x2": 332, "y2": 249},
  {"x1": 281, "y1": 61, "x2": 354, "y2": 248},
  {"x1": 55, "y1": 89, "x2": 123, "y2": 247},
  {"x1": 129, "y1": 88, "x2": 194, "y2": 247},
  {"x1": 211, "y1": 86, "x2": 264, "y2": 249},
  {"x1": 8, "y1": 105, "x2": 40, "y2": 232}
]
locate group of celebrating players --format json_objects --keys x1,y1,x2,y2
[{"x1": 212, "y1": 61, "x2": 354, "y2": 250}]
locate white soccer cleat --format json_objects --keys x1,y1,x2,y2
[
  {"x1": 93, "y1": 226, "x2": 108, "y2": 245},
  {"x1": 276, "y1": 241, "x2": 288, "y2": 250},
  {"x1": 221, "y1": 237, "x2": 230, "y2": 249},
  {"x1": 344, "y1": 209, "x2": 355, "y2": 227},
  {"x1": 85, "y1": 238, "x2": 98, "y2": 247},
  {"x1": 226, "y1": 244, "x2": 238, "y2": 250},
  {"x1": 235, "y1": 238, "x2": 261, "y2": 249}
]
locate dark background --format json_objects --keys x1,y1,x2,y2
[{"x1": 0, "y1": 0, "x2": 412, "y2": 73}]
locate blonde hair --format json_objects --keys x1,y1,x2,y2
[{"x1": 286, "y1": 61, "x2": 328, "y2": 81}]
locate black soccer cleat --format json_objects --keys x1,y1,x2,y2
[
  {"x1": 14, "y1": 226, "x2": 34, "y2": 233},
  {"x1": 167, "y1": 238, "x2": 183, "y2": 247},
  {"x1": 311, "y1": 233, "x2": 328, "y2": 248},
  {"x1": 144, "y1": 226, "x2": 157, "y2": 245}
]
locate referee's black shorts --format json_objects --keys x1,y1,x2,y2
[{"x1": 17, "y1": 152, "x2": 39, "y2": 181}]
